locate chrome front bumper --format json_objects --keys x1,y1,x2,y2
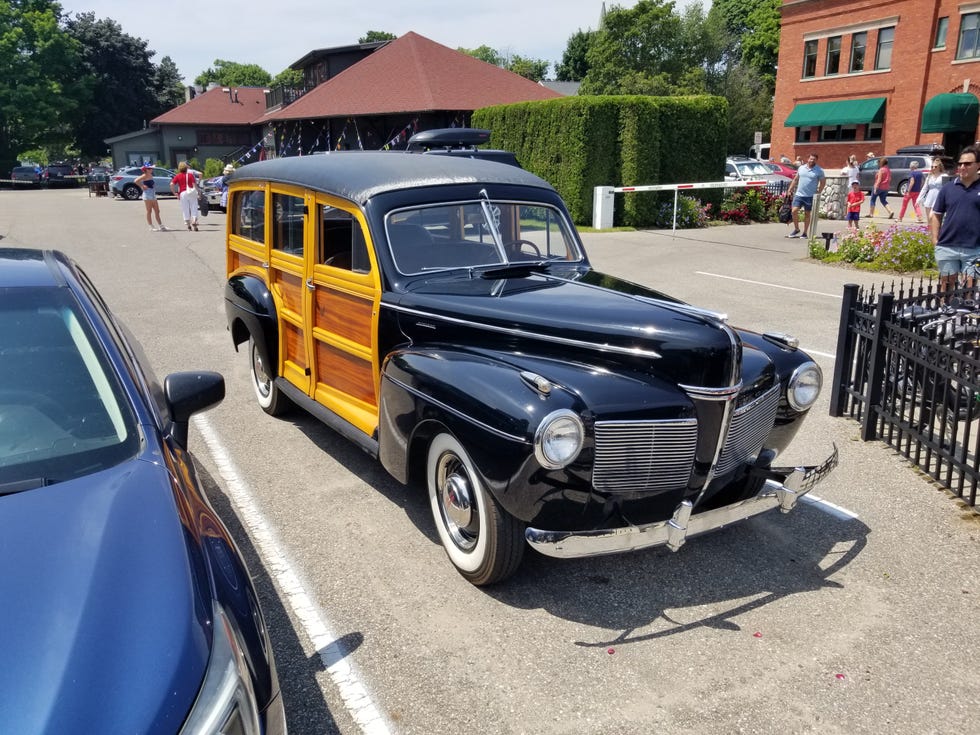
[{"x1": 525, "y1": 446, "x2": 838, "y2": 559}]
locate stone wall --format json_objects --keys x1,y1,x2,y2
[{"x1": 820, "y1": 174, "x2": 847, "y2": 220}]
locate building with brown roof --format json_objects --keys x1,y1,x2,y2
[
  {"x1": 106, "y1": 33, "x2": 563, "y2": 169},
  {"x1": 771, "y1": 0, "x2": 980, "y2": 165},
  {"x1": 269, "y1": 32, "x2": 562, "y2": 154}
]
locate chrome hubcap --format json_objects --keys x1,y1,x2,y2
[
  {"x1": 436, "y1": 454, "x2": 477, "y2": 551},
  {"x1": 251, "y1": 344, "x2": 270, "y2": 396}
]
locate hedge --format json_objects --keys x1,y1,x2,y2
[{"x1": 473, "y1": 95, "x2": 728, "y2": 227}]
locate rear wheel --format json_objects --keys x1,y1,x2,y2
[
  {"x1": 122, "y1": 183, "x2": 141, "y2": 201},
  {"x1": 249, "y1": 336, "x2": 289, "y2": 416},
  {"x1": 427, "y1": 433, "x2": 525, "y2": 585},
  {"x1": 898, "y1": 179, "x2": 910, "y2": 196}
]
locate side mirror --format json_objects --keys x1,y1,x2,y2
[{"x1": 164, "y1": 371, "x2": 225, "y2": 448}]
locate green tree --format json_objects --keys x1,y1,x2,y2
[
  {"x1": 359, "y1": 30, "x2": 396, "y2": 43},
  {"x1": 65, "y1": 12, "x2": 167, "y2": 158},
  {"x1": 459, "y1": 45, "x2": 504, "y2": 66},
  {"x1": 741, "y1": 0, "x2": 781, "y2": 85},
  {"x1": 579, "y1": 0, "x2": 686, "y2": 95},
  {"x1": 555, "y1": 29, "x2": 595, "y2": 82},
  {"x1": 272, "y1": 68, "x2": 304, "y2": 88},
  {"x1": 153, "y1": 56, "x2": 185, "y2": 111},
  {"x1": 506, "y1": 55, "x2": 548, "y2": 82},
  {"x1": 0, "y1": 0, "x2": 87, "y2": 168},
  {"x1": 194, "y1": 59, "x2": 272, "y2": 88}
]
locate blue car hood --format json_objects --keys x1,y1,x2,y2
[{"x1": 0, "y1": 458, "x2": 211, "y2": 734}]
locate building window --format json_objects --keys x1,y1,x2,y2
[
  {"x1": 826, "y1": 36, "x2": 842, "y2": 75},
  {"x1": 875, "y1": 26, "x2": 895, "y2": 69},
  {"x1": 865, "y1": 123, "x2": 882, "y2": 141},
  {"x1": 820, "y1": 125, "x2": 858, "y2": 142},
  {"x1": 958, "y1": 12, "x2": 980, "y2": 59},
  {"x1": 803, "y1": 39, "x2": 818, "y2": 78},
  {"x1": 850, "y1": 32, "x2": 867, "y2": 72},
  {"x1": 795, "y1": 127, "x2": 813, "y2": 143},
  {"x1": 935, "y1": 17, "x2": 949, "y2": 48}
]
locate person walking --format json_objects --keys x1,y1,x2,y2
[
  {"x1": 845, "y1": 181, "x2": 865, "y2": 230},
  {"x1": 868, "y1": 157, "x2": 894, "y2": 219},
  {"x1": 930, "y1": 144, "x2": 980, "y2": 294},
  {"x1": 134, "y1": 165, "x2": 166, "y2": 231},
  {"x1": 920, "y1": 159, "x2": 946, "y2": 221},
  {"x1": 785, "y1": 153, "x2": 826, "y2": 239},
  {"x1": 898, "y1": 160, "x2": 924, "y2": 223},
  {"x1": 170, "y1": 161, "x2": 200, "y2": 231}
]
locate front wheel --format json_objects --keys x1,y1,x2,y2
[
  {"x1": 427, "y1": 433, "x2": 525, "y2": 585},
  {"x1": 898, "y1": 179, "x2": 910, "y2": 197},
  {"x1": 249, "y1": 336, "x2": 289, "y2": 416}
]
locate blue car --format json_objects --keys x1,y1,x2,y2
[{"x1": 0, "y1": 249, "x2": 286, "y2": 734}]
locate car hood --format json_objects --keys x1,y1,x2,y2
[
  {"x1": 392, "y1": 268, "x2": 739, "y2": 388},
  {"x1": 0, "y1": 458, "x2": 211, "y2": 734}
]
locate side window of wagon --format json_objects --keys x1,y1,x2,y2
[
  {"x1": 233, "y1": 189, "x2": 266, "y2": 244},
  {"x1": 319, "y1": 206, "x2": 371, "y2": 274},
  {"x1": 272, "y1": 193, "x2": 305, "y2": 257}
]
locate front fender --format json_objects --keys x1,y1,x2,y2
[
  {"x1": 378, "y1": 347, "x2": 581, "y2": 497},
  {"x1": 224, "y1": 275, "x2": 278, "y2": 376}
]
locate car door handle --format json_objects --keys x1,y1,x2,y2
[{"x1": 306, "y1": 278, "x2": 315, "y2": 291}]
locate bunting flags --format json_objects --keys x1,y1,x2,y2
[{"x1": 382, "y1": 118, "x2": 420, "y2": 150}]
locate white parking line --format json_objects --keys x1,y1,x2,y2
[
  {"x1": 800, "y1": 494, "x2": 860, "y2": 521},
  {"x1": 194, "y1": 415, "x2": 393, "y2": 735},
  {"x1": 696, "y1": 271, "x2": 843, "y2": 299}
]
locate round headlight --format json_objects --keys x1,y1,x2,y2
[
  {"x1": 787, "y1": 361, "x2": 822, "y2": 410},
  {"x1": 534, "y1": 410, "x2": 584, "y2": 469}
]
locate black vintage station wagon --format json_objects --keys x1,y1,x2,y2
[{"x1": 224, "y1": 151, "x2": 837, "y2": 585}]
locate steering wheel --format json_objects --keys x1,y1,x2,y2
[{"x1": 506, "y1": 239, "x2": 541, "y2": 258}]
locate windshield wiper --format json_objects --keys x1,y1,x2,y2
[
  {"x1": 0, "y1": 477, "x2": 52, "y2": 495},
  {"x1": 478, "y1": 261, "x2": 551, "y2": 279}
]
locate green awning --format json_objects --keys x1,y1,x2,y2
[
  {"x1": 784, "y1": 97, "x2": 886, "y2": 127},
  {"x1": 921, "y1": 93, "x2": 979, "y2": 133}
]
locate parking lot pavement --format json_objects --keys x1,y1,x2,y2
[{"x1": 3, "y1": 191, "x2": 979, "y2": 735}]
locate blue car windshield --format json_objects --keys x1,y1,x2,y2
[
  {"x1": 0, "y1": 288, "x2": 140, "y2": 490},
  {"x1": 386, "y1": 200, "x2": 583, "y2": 275}
]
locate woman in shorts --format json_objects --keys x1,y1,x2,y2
[{"x1": 134, "y1": 165, "x2": 166, "y2": 231}]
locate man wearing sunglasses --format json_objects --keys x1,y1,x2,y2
[{"x1": 931, "y1": 144, "x2": 980, "y2": 292}]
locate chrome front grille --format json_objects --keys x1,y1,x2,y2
[
  {"x1": 715, "y1": 385, "x2": 780, "y2": 476},
  {"x1": 592, "y1": 384, "x2": 780, "y2": 494},
  {"x1": 593, "y1": 419, "x2": 698, "y2": 493}
]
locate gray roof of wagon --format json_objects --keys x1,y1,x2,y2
[{"x1": 230, "y1": 151, "x2": 555, "y2": 204}]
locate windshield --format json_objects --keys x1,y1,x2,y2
[
  {"x1": 736, "y1": 162, "x2": 774, "y2": 176},
  {"x1": 0, "y1": 288, "x2": 139, "y2": 490},
  {"x1": 386, "y1": 199, "x2": 582, "y2": 274}
]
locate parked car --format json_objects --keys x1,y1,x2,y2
[
  {"x1": 41, "y1": 163, "x2": 78, "y2": 187},
  {"x1": 110, "y1": 166, "x2": 175, "y2": 200},
  {"x1": 0, "y1": 248, "x2": 286, "y2": 733},
  {"x1": 202, "y1": 175, "x2": 226, "y2": 211},
  {"x1": 761, "y1": 161, "x2": 798, "y2": 179},
  {"x1": 10, "y1": 166, "x2": 41, "y2": 187},
  {"x1": 85, "y1": 164, "x2": 111, "y2": 183},
  {"x1": 858, "y1": 153, "x2": 955, "y2": 195},
  {"x1": 223, "y1": 152, "x2": 837, "y2": 586},
  {"x1": 725, "y1": 157, "x2": 789, "y2": 186}
]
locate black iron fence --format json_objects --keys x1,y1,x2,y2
[{"x1": 829, "y1": 279, "x2": 980, "y2": 507}]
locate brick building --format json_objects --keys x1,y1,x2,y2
[{"x1": 771, "y1": 0, "x2": 980, "y2": 165}]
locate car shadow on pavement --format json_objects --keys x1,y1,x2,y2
[
  {"x1": 283, "y1": 409, "x2": 869, "y2": 648},
  {"x1": 494, "y1": 506, "x2": 869, "y2": 646},
  {"x1": 193, "y1": 458, "x2": 344, "y2": 735}
]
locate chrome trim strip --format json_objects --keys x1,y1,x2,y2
[
  {"x1": 525, "y1": 446, "x2": 839, "y2": 559},
  {"x1": 382, "y1": 373, "x2": 529, "y2": 443},
  {"x1": 384, "y1": 303, "x2": 662, "y2": 359},
  {"x1": 678, "y1": 382, "x2": 742, "y2": 400}
]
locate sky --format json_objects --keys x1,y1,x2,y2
[{"x1": 58, "y1": 0, "x2": 705, "y2": 86}]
